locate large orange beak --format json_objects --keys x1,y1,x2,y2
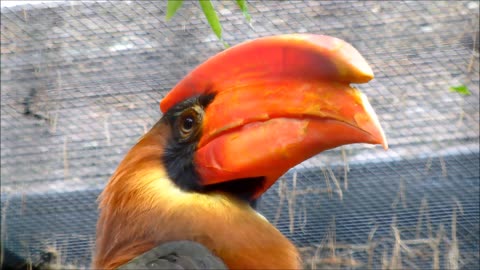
[{"x1": 160, "y1": 34, "x2": 388, "y2": 198}]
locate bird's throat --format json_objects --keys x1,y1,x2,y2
[{"x1": 95, "y1": 172, "x2": 301, "y2": 269}]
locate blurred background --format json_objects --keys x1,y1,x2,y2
[{"x1": 1, "y1": 1, "x2": 479, "y2": 269}]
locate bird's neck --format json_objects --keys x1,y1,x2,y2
[{"x1": 94, "y1": 124, "x2": 301, "y2": 269}]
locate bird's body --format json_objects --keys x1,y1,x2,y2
[{"x1": 94, "y1": 34, "x2": 387, "y2": 269}]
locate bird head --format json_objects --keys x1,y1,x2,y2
[
  {"x1": 159, "y1": 34, "x2": 387, "y2": 203},
  {"x1": 95, "y1": 34, "x2": 388, "y2": 269}
]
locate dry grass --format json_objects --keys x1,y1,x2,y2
[
  {"x1": 268, "y1": 163, "x2": 470, "y2": 270},
  {"x1": 63, "y1": 136, "x2": 69, "y2": 180},
  {"x1": 299, "y1": 200, "x2": 465, "y2": 270},
  {"x1": 446, "y1": 200, "x2": 463, "y2": 270},
  {"x1": 467, "y1": 13, "x2": 479, "y2": 73},
  {"x1": 391, "y1": 178, "x2": 407, "y2": 210},
  {"x1": 425, "y1": 157, "x2": 448, "y2": 178},
  {"x1": 273, "y1": 168, "x2": 344, "y2": 232},
  {"x1": 341, "y1": 147, "x2": 349, "y2": 191}
]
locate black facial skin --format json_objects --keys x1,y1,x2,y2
[
  {"x1": 162, "y1": 94, "x2": 215, "y2": 192},
  {"x1": 162, "y1": 93, "x2": 265, "y2": 207}
]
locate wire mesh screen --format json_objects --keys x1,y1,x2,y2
[{"x1": 1, "y1": 1, "x2": 479, "y2": 269}]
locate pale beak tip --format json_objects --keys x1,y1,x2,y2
[
  {"x1": 380, "y1": 132, "x2": 389, "y2": 150},
  {"x1": 359, "y1": 92, "x2": 389, "y2": 151}
]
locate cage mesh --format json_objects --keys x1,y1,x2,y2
[{"x1": 1, "y1": 1, "x2": 479, "y2": 269}]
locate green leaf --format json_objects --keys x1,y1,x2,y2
[
  {"x1": 450, "y1": 85, "x2": 471, "y2": 96},
  {"x1": 166, "y1": 0, "x2": 184, "y2": 21},
  {"x1": 199, "y1": 0, "x2": 228, "y2": 47},
  {"x1": 235, "y1": 0, "x2": 251, "y2": 22}
]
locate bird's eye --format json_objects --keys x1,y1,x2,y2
[
  {"x1": 182, "y1": 116, "x2": 195, "y2": 132},
  {"x1": 178, "y1": 109, "x2": 198, "y2": 139}
]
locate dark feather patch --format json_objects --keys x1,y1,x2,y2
[{"x1": 162, "y1": 94, "x2": 215, "y2": 192}]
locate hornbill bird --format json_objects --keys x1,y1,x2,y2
[{"x1": 93, "y1": 34, "x2": 388, "y2": 269}]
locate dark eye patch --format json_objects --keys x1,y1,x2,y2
[{"x1": 162, "y1": 93, "x2": 216, "y2": 192}]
